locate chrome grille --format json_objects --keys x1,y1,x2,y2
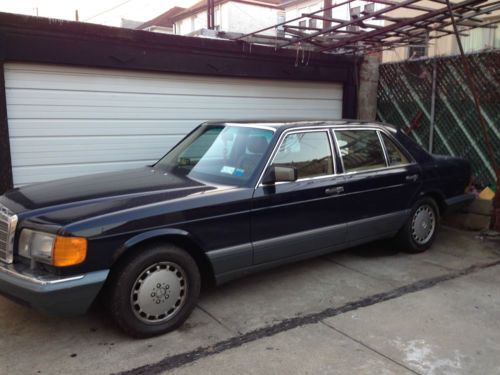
[{"x1": 0, "y1": 204, "x2": 17, "y2": 264}]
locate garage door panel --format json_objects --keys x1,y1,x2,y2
[
  {"x1": 5, "y1": 65, "x2": 343, "y2": 100},
  {"x1": 13, "y1": 161, "x2": 156, "y2": 186},
  {"x1": 10, "y1": 135, "x2": 181, "y2": 166},
  {"x1": 8, "y1": 104, "x2": 342, "y2": 120},
  {"x1": 7, "y1": 89, "x2": 338, "y2": 109},
  {"x1": 8, "y1": 119, "x2": 200, "y2": 137},
  {"x1": 5, "y1": 63, "x2": 343, "y2": 186}
]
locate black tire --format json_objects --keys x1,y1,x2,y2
[
  {"x1": 395, "y1": 197, "x2": 440, "y2": 253},
  {"x1": 106, "y1": 243, "x2": 200, "y2": 338}
]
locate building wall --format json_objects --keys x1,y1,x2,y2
[
  {"x1": 284, "y1": 1, "x2": 383, "y2": 29},
  {"x1": 227, "y1": 2, "x2": 280, "y2": 36},
  {"x1": 176, "y1": 9, "x2": 209, "y2": 34},
  {"x1": 381, "y1": 1, "x2": 500, "y2": 62},
  {"x1": 285, "y1": 0, "x2": 323, "y2": 27},
  {"x1": 174, "y1": 2, "x2": 279, "y2": 36}
]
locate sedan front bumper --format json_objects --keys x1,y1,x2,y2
[{"x1": 0, "y1": 262, "x2": 109, "y2": 315}]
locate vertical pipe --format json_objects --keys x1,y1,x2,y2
[
  {"x1": 323, "y1": 0, "x2": 332, "y2": 30},
  {"x1": 0, "y1": 63, "x2": 14, "y2": 194},
  {"x1": 207, "y1": 0, "x2": 212, "y2": 29},
  {"x1": 211, "y1": 0, "x2": 215, "y2": 29},
  {"x1": 428, "y1": 59, "x2": 437, "y2": 153}
]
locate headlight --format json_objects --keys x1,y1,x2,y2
[
  {"x1": 18, "y1": 229, "x2": 87, "y2": 267},
  {"x1": 19, "y1": 229, "x2": 56, "y2": 263}
]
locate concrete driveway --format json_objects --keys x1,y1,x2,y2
[{"x1": 1, "y1": 226, "x2": 499, "y2": 375}]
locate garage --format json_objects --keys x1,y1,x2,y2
[
  {"x1": 0, "y1": 12, "x2": 357, "y2": 194},
  {"x1": 4, "y1": 63, "x2": 343, "y2": 186}
]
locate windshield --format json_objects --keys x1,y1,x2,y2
[{"x1": 155, "y1": 125, "x2": 274, "y2": 185}]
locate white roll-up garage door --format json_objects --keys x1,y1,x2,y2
[{"x1": 4, "y1": 63, "x2": 343, "y2": 186}]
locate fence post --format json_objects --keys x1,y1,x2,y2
[{"x1": 428, "y1": 59, "x2": 437, "y2": 153}]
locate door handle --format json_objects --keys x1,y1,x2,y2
[
  {"x1": 406, "y1": 174, "x2": 419, "y2": 182},
  {"x1": 325, "y1": 186, "x2": 344, "y2": 195}
]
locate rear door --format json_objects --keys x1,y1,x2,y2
[
  {"x1": 251, "y1": 128, "x2": 347, "y2": 264},
  {"x1": 333, "y1": 128, "x2": 421, "y2": 243}
]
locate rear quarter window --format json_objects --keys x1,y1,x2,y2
[{"x1": 381, "y1": 133, "x2": 410, "y2": 166}]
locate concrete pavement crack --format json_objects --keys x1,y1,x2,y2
[
  {"x1": 319, "y1": 320, "x2": 422, "y2": 375},
  {"x1": 113, "y1": 259, "x2": 500, "y2": 375},
  {"x1": 321, "y1": 256, "x2": 395, "y2": 283},
  {"x1": 196, "y1": 304, "x2": 241, "y2": 336}
]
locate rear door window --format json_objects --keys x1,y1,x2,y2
[{"x1": 334, "y1": 130, "x2": 387, "y2": 172}]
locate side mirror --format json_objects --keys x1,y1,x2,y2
[{"x1": 262, "y1": 166, "x2": 298, "y2": 184}]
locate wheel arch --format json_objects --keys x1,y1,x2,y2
[
  {"x1": 112, "y1": 229, "x2": 216, "y2": 287},
  {"x1": 418, "y1": 190, "x2": 446, "y2": 215}
]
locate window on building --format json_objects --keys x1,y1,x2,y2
[
  {"x1": 272, "y1": 131, "x2": 334, "y2": 179},
  {"x1": 309, "y1": 19, "x2": 317, "y2": 29},
  {"x1": 191, "y1": 16, "x2": 196, "y2": 32},
  {"x1": 277, "y1": 12, "x2": 286, "y2": 37},
  {"x1": 215, "y1": 7, "x2": 221, "y2": 30},
  {"x1": 408, "y1": 32, "x2": 428, "y2": 59},
  {"x1": 299, "y1": 20, "x2": 307, "y2": 28},
  {"x1": 364, "y1": 3, "x2": 375, "y2": 14},
  {"x1": 335, "y1": 130, "x2": 386, "y2": 172}
]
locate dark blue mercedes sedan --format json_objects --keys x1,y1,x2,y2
[{"x1": 0, "y1": 120, "x2": 473, "y2": 337}]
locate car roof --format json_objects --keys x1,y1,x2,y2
[{"x1": 202, "y1": 119, "x2": 398, "y2": 133}]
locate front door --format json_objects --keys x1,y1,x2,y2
[{"x1": 251, "y1": 129, "x2": 347, "y2": 264}]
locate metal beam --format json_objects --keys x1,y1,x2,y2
[
  {"x1": 280, "y1": 0, "x2": 424, "y2": 48},
  {"x1": 232, "y1": 0, "x2": 498, "y2": 56},
  {"x1": 318, "y1": 0, "x2": 484, "y2": 52},
  {"x1": 233, "y1": 0, "x2": 353, "y2": 41}
]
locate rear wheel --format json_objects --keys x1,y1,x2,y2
[
  {"x1": 396, "y1": 197, "x2": 439, "y2": 253},
  {"x1": 107, "y1": 244, "x2": 200, "y2": 338}
]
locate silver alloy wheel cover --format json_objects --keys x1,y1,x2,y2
[
  {"x1": 411, "y1": 204, "x2": 436, "y2": 245},
  {"x1": 131, "y1": 262, "x2": 188, "y2": 324}
]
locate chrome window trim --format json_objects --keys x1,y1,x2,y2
[
  {"x1": 326, "y1": 129, "x2": 337, "y2": 175},
  {"x1": 206, "y1": 123, "x2": 277, "y2": 132},
  {"x1": 340, "y1": 164, "x2": 416, "y2": 176},
  {"x1": 255, "y1": 124, "x2": 418, "y2": 188},
  {"x1": 377, "y1": 130, "x2": 390, "y2": 167},
  {"x1": 331, "y1": 129, "x2": 345, "y2": 173},
  {"x1": 255, "y1": 128, "x2": 337, "y2": 188},
  {"x1": 378, "y1": 130, "x2": 415, "y2": 166}
]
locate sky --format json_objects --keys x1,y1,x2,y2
[{"x1": 0, "y1": 0, "x2": 199, "y2": 26}]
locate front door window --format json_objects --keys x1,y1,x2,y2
[{"x1": 270, "y1": 131, "x2": 334, "y2": 179}]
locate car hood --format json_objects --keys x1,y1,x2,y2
[{"x1": 0, "y1": 167, "x2": 219, "y2": 225}]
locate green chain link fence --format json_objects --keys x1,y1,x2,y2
[{"x1": 377, "y1": 50, "x2": 500, "y2": 188}]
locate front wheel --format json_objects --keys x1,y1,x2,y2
[
  {"x1": 396, "y1": 197, "x2": 439, "y2": 253},
  {"x1": 106, "y1": 244, "x2": 200, "y2": 338}
]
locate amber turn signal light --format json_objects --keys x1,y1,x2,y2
[{"x1": 53, "y1": 236, "x2": 87, "y2": 267}]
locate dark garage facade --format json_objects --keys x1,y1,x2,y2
[{"x1": 0, "y1": 12, "x2": 359, "y2": 194}]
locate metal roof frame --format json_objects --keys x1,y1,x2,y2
[{"x1": 232, "y1": 0, "x2": 500, "y2": 55}]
